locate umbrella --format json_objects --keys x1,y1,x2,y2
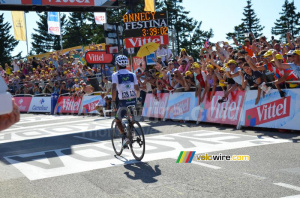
[{"x1": 136, "y1": 42, "x2": 160, "y2": 58}]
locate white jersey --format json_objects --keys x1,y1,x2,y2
[{"x1": 112, "y1": 69, "x2": 138, "y2": 100}]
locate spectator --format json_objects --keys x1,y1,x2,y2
[
  {"x1": 95, "y1": 92, "x2": 106, "y2": 116},
  {"x1": 241, "y1": 63, "x2": 264, "y2": 105},
  {"x1": 59, "y1": 81, "x2": 69, "y2": 95},
  {"x1": 200, "y1": 64, "x2": 218, "y2": 103},
  {"x1": 155, "y1": 44, "x2": 167, "y2": 65}
]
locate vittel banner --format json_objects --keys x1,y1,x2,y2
[
  {"x1": 240, "y1": 89, "x2": 299, "y2": 130},
  {"x1": 164, "y1": 92, "x2": 200, "y2": 121},
  {"x1": 28, "y1": 96, "x2": 51, "y2": 113},
  {"x1": 79, "y1": 95, "x2": 101, "y2": 114},
  {"x1": 142, "y1": 93, "x2": 169, "y2": 119},
  {"x1": 54, "y1": 96, "x2": 82, "y2": 114},
  {"x1": 198, "y1": 91, "x2": 246, "y2": 125}
]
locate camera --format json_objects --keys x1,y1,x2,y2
[
  {"x1": 0, "y1": 77, "x2": 13, "y2": 115},
  {"x1": 171, "y1": 74, "x2": 175, "y2": 78}
]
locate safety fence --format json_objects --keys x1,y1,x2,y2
[
  {"x1": 13, "y1": 87, "x2": 300, "y2": 131},
  {"x1": 13, "y1": 94, "x2": 108, "y2": 115},
  {"x1": 142, "y1": 88, "x2": 300, "y2": 131}
]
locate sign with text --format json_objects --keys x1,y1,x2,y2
[
  {"x1": 125, "y1": 35, "x2": 169, "y2": 48},
  {"x1": 132, "y1": 56, "x2": 146, "y2": 73},
  {"x1": 28, "y1": 96, "x2": 51, "y2": 113},
  {"x1": 199, "y1": 91, "x2": 246, "y2": 125},
  {"x1": 85, "y1": 51, "x2": 113, "y2": 64},
  {"x1": 54, "y1": 96, "x2": 82, "y2": 114},
  {"x1": 142, "y1": 93, "x2": 169, "y2": 118},
  {"x1": 123, "y1": 12, "x2": 168, "y2": 38},
  {"x1": 79, "y1": 95, "x2": 101, "y2": 114},
  {"x1": 240, "y1": 89, "x2": 300, "y2": 130},
  {"x1": 165, "y1": 92, "x2": 200, "y2": 121}
]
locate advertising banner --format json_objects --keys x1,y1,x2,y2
[
  {"x1": 198, "y1": 91, "x2": 245, "y2": 125},
  {"x1": 54, "y1": 96, "x2": 82, "y2": 114},
  {"x1": 79, "y1": 95, "x2": 101, "y2": 114},
  {"x1": 11, "y1": 11, "x2": 26, "y2": 41},
  {"x1": 28, "y1": 96, "x2": 51, "y2": 113},
  {"x1": 94, "y1": 12, "x2": 106, "y2": 25},
  {"x1": 125, "y1": 35, "x2": 169, "y2": 48},
  {"x1": 132, "y1": 56, "x2": 146, "y2": 73},
  {"x1": 47, "y1": 12, "x2": 61, "y2": 35},
  {"x1": 85, "y1": 51, "x2": 113, "y2": 64},
  {"x1": 142, "y1": 93, "x2": 169, "y2": 118},
  {"x1": 14, "y1": 97, "x2": 32, "y2": 112},
  {"x1": 240, "y1": 89, "x2": 300, "y2": 130},
  {"x1": 146, "y1": 53, "x2": 156, "y2": 65},
  {"x1": 164, "y1": 92, "x2": 200, "y2": 121}
]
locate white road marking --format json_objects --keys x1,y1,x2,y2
[
  {"x1": 281, "y1": 195, "x2": 300, "y2": 198},
  {"x1": 15, "y1": 115, "x2": 76, "y2": 125},
  {"x1": 73, "y1": 136, "x2": 101, "y2": 142},
  {"x1": 191, "y1": 161, "x2": 221, "y2": 169},
  {"x1": 243, "y1": 173, "x2": 266, "y2": 180},
  {"x1": 3, "y1": 130, "x2": 289, "y2": 180},
  {"x1": 274, "y1": 183, "x2": 300, "y2": 192},
  {"x1": 3, "y1": 118, "x2": 109, "y2": 132}
]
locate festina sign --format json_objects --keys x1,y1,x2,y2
[
  {"x1": 85, "y1": 51, "x2": 113, "y2": 64},
  {"x1": 125, "y1": 35, "x2": 169, "y2": 48}
]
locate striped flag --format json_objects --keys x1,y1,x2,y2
[
  {"x1": 204, "y1": 38, "x2": 210, "y2": 48},
  {"x1": 176, "y1": 151, "x2": 196, "y2": 163}
]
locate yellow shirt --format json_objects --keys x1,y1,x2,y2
[{"x1": 5, "y1": 67, "x2": 11, "y2": 75}]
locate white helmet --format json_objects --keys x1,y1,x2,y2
[{"x1": 115, "y1": 55, "x2": 128, "y2": 67}]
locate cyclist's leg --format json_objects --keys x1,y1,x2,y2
[{"x1": 115, "y1": 100, "x2": 128, "y2": 134}]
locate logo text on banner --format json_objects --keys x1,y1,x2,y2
[
  {"x1": 199, "y1": 91, "x2": 245, "y2": 125},
  {"x1": 125, "y1": 35, "x2": 169, "y2": 48},
  {"x1": 14, "y1": 97, "x2": 32, "y2": 112},
  {"x1": 142, "y1": 93, "x2": 169, "y2": 119},
  {"x1": 85, "y1": 51, "x2": 113, "y2": 64},
  {"x1": 55, "y1": 96, "x2": 82, "y2": 114}
]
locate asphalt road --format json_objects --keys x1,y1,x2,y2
[{"x1": 0, "y1": 114, "x2": 300, "y2": 198}]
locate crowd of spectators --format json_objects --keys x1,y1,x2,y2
[
  {"x1": 139, "y1": 32, "x2": 300, "y2": 105},
  {"x1": 1, "y1": 32, "x2": 300, "y2": 108}
]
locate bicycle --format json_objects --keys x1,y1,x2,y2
[{"x1": 110, "y1": 105, "x2": 145, "y2": 161}]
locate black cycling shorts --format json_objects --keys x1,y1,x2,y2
[{"x1": 115, "y1": 99, "x2": 136, "y2": 120}]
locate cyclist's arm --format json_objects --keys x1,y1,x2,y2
[{"x1": 112, "y1": 83, "x2": 117, "y2": 101}]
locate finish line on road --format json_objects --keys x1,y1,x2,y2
[{"x1": 4, "y1": 130, "x2": 289, "y2": 180}]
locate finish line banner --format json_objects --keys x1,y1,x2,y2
[{"x1": 240, "y1": 89, "x2": 300, "y2": 130}]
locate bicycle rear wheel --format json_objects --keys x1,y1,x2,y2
[
  {"x1": 129, "y1": 121, "x2": 145, "y2": 161},
  {"x1": 110, "y1": 119, "x2": 123, "y2": 156}
]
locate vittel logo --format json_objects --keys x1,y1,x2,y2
[
  {"x1": 245, "y1": 96, "x2": 291, "y2": 126},
  {"x1": 62, "y1": 98, "x2": 81, "y2": 111}
]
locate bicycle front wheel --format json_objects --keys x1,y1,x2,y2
[
  {"x1": 110, "y1": 119, "x2": 123, "y2": 156},
  {"x1": 129, "y1": 121, "x2": 145, "y2": 161}
]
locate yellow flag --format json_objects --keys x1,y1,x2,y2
[
  {"x1": 11, "y1": 11, "x2": 26, "y2": 41},
  {"x1": 144, "y1": 0, "x2": 155, "y2": 12}
]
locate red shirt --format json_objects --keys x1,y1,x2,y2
[{"x1": 196, "y1": 73, "x2": 206, "y2": 88}]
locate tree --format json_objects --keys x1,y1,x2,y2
[
  {"x1": 272, "y1": 0, "x2": 300, "y2": 41},
  {"x1": 31, "y1": 12, "x2": 67, "y2": 55},
  {"x1": 63, "y1": 12, "x2": 93, "y2": 48},
  {"x1": 0, "y1": 13, "x2": 20, "y2": 65},
  {"x1": 226, "y1": 0, "x2": 264, "y2": 44},
  {"x1": 163, "y1": 0, "x2": 213, "y2": 57}
]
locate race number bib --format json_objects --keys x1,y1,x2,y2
[{"x1": 122, "y1": 90, "x2": 136, "y2": 99}]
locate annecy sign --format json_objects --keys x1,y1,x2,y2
[
  {"x1": 123, "y1": 12, "x2": 169, "y2": 48},
  {"x1": 85, "y1": 51, "x2": 113, "y2": 64}
]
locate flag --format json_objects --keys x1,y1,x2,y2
[
  {"x1": 204, "y1": 38, "x2": 210, "y2": 48},
  {"x1": 94, "y1": 12, "x2": 106, "y2": 25},
  {"x1": 144, "y1": 0, "x2": 155, "y2": 12},
  {"x1": 11, "y1": 11, "x2": 26, "y2": 41},
  {"x1": 48, "y1": 12, "x2": 61, "y2": 35}
]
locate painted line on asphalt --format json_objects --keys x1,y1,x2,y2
[
  {"x1": 274, "y1": 183, "x2": 300, "y2": 192},
  {"x1": 281, "y1": 195, "x2": 300, "y2": 198},
  {"x1": 2, "y1": 118, "x2": 105, "y2": 132},
  {"x1": 243, "y1": 173, "x2": 266, "y2": 180},
  {"x1": 73, "y1": 136, "x2": 102, "y2": 142},
  {"x1": 15, "y1": 115, "x2": 76, "y2": 125},
  {"x1": 191, "y1": 161, "x2": 221, "y2": 170}
]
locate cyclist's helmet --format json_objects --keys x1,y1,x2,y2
[{"x1": 115, "y1": 55, "x2": 128, "y2": 68}]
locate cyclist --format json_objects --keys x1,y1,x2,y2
[{"x1": 111, "y1": 55, "x2": 140, "y2": 148}]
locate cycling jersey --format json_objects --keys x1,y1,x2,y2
[{"x1": 112, "y1": 69, "x2": 138, "y2": 100}]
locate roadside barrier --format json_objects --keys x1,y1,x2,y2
[{"x1": 13, "y1": 87, "x2": 300, "y2": 131}]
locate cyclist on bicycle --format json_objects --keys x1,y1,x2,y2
[{"x1": 111, "y1": 55, "x2": 140, "y2": 148}]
